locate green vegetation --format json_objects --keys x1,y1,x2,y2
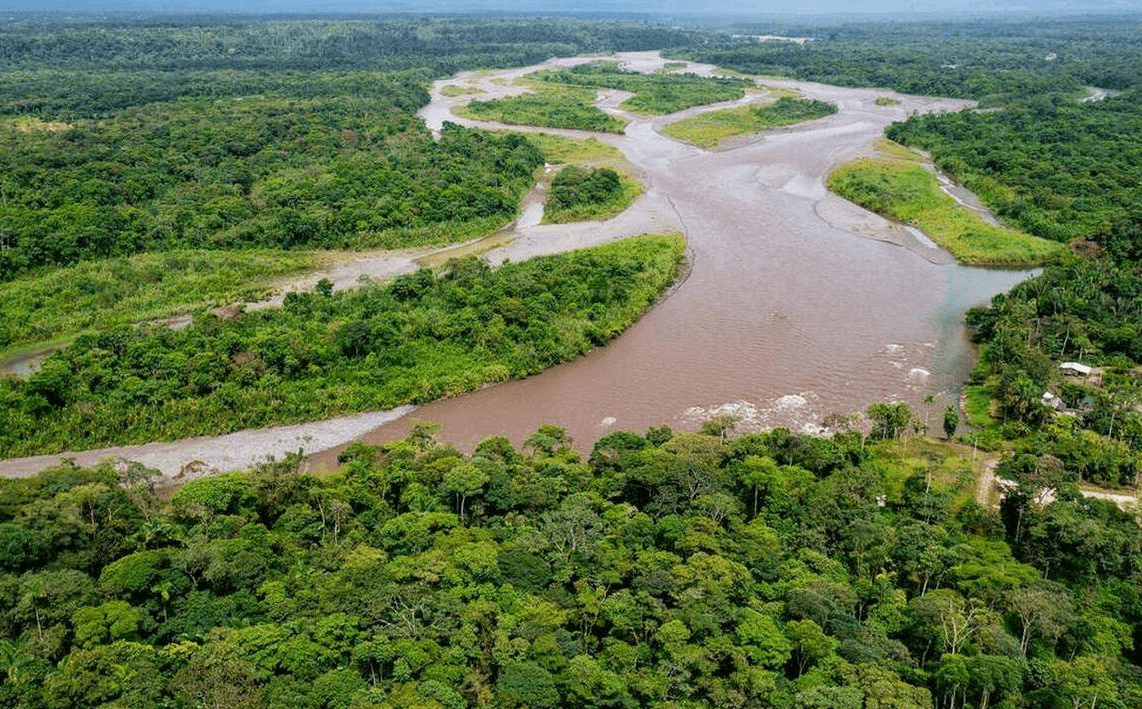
[
  {"x1": 460, "y1": 59, "x2": 751, "y2": 130},
  {"x1": 0, "y1": 234, "x2": 685, "y2": 456},
  {"x1": 525, "y1": 133, "x2": 626, "y2": 164},
  {"x1": 4, "y1": 12, "x2": 1142, "y2": 709},
  {"x1": 0, "y1": 107, "x2": 543, "y2": 279},
  {"x1": 439, "y1": 84, "x2": 483, "y2": 97},
  {"x1": 543, "y1": 166, "x2": 639, "y2": 223},
  {"x1": 964, "y1": 254, "x2": 1142, "y2": 486},
  {"x1": 674, "y1": 16, "x2": 1142, "y2": 101},
  {"x1": 3, "y1": 412, "x2": 1142, "y2": 708},
  {"x1": 827, "y1": 157, "x2": 1060, "y2": 266},
  {"x1": 528, "y1": 60, "x2": 754, "y2": 114},
  {"x1": 457, "y1": 85, "x2": 628, "y2": 133},
  {"x1": 0, "y1": 250, "x2": 320, "y2": 351},
  {"x1": 874, "y1": 96, "x2": 900, "y2": 106},
  {"x1": 887, "y1": 92, "x2": 1142, "y2": 252},
  {"x1": 662, "y1": 96, "x2": 837, "y2": 148}
]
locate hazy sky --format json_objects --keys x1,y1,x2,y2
[{"x1": 3, "y1": 0, "x2": 1141, "y2": 15}]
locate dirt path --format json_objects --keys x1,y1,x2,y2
[
  {"x1": 974, "y1": 455, "x2": 1138, "y2": 511},
  {"x1": 976, "y1": 457, "x2": 1001, "y2": 506},
  {"x1": 1080, "y1": 488, "x2": 1138, "y2": 509},
  {"x1": 2, "y1": 51, "x2": 989, "y2": 482}
]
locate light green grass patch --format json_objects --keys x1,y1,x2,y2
[
  {"x1": 524, "y1": 133, "x2": 626, "y2": 164},
  {"x1": 0, "y1": 249, "x2": 321, "y2": 352},
  {"x1": 875, "y1": 96, "x2": 901, "y2": 106},
  {"x1": 663, "y1": 96, "x2": 836, "y2": 149},
  {"x1": 867, "y1": 437, "x2": 976, "y2": 508},
  {"x1": 440, "y1": 84, "x2": 483, "y2": 97},
  {"x1": 827, "y1": 157, "x2": 1062, "y2": 266},
  {"x1": 873, "y1": 138, "x2": 924, "y2": 161},
  {"x1": 767, "y1": 87, "x2": 801, "y2": 98}
]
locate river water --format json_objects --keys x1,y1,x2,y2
[{"x1": 312, "y1": 54, "x2": 1031, "y2": 462}]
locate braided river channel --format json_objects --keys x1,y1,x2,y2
[
  {"x1": 0, "y1": 52, "x2": 1032, "y2": 478},
  {"x1": 313, "y1": 52, "x2": 1031, "y2": 461}
]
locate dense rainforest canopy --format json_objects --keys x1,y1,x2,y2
[{"x1": 1, "y1": 422, "x2": 1141, "y2": 708}]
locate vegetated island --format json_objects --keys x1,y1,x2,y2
[
  {"x1": 542, "y1": 165, "x2": 640, "y2": 224},
  {"x1": 827, "y1": 142, "x2": 1061, "y2": 267},
  {"x1": 662, "y1": 95, "x2": 838, "y2": 149},
  {"x1": 455, "y1": 59, "x2": 755, "y2": 132}
]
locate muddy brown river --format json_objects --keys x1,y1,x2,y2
[
  {"x1": 314, "y1": 53, "x2": 1030, "y2": 462},
  {"x1": 0, "y1": 52, "x2": 1031, "y2": 478}
]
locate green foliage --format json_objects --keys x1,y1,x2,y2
[
  {"x1": 0, "y1": 109, "x2": 543, "y2": 278},
  {"x1": 543, "y1": 165, "x2": 637, "y2": 223},
  {"x1": 675, "y1": 16, "x2": 1141, "y2": 100},
  {"x1": 0, "y1": 250, "x2": 318, "y2": 351},
  {"x1": 828, "y1": 157, "x2": 1060, "y2": 266},
  {"x1": 4, "y1": 414, "x2": 1142, "y2": 709},
  {"x1": 4, "y1": 13, "x2": 1142, "y2": 709},
  {"x1": 663, "y1": 96, "x2": 838, "y2": 148},
  {"x1": 458, "y1": 84, "x2": 628, "y2": 133},
  {"x1": 887, "y1": 92, "x2": 1142, "y2": 252},
  {"x1": 529, "y1": 60, "x2": 753, "y2": 114},
  {"x1": 0, "y1": 234, "x2": 685, "y2": 456}
]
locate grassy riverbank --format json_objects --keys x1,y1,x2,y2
[
  {"x1": 827, "y1": 154, "x2": 1061, "y2": 266},
  {"x1": 0, "y1": 234, "x2": 685, "y2": 457},
  {"x1": 0, "y1": 250, "x2": 322, "y2": 353},
  {"x1": 662, "y1": 96, "x2": 837, "y2": 148}
]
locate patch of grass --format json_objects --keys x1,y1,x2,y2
[
  {"x1": 662, "y1": 96, "x2": 837, "y2": 149},
  {"x1": 867, "y1": 438, "x2": 975, "y2": 509},
  {"x1": 662, "y1": 61, "x2": 689, "y2": 70},
  {"x1": 873, "y1": 137, "x2": 924, "y2": 161},
  {"x1": 524, "y1": 133, "x2": 625, "y2": 164},
  {"x1": 875, "y1": 96, "x2": 901, "y2": 106},
  {"x1": 440, "y1": 84, "x2": 483, "y2": 97},
  {"x1": 455, "y1": 84, "x2": 627, "y2": 133},
  {"x1": 963, "y1": 384, "x2": 997, "y2": 428},
  {"x1": 827, "y1": 157, "x2": 1062, "y2": 266},
  {"x1": 767, "y1": 87, "x2": 801, "y2": 98},
  {"x1": 0, "y1": 250, "x2": 321, "y2": 352},
  {"x1": 415, "y1": 232, "x2": 516, "y2": 269}
]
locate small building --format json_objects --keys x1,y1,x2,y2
[
  {"x1": 1061, "y1": 362, "x2": 1093, "y2": 377},
  {"x1": 1041, "y1": 391, "x2": 1065, "y2": 411}
]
